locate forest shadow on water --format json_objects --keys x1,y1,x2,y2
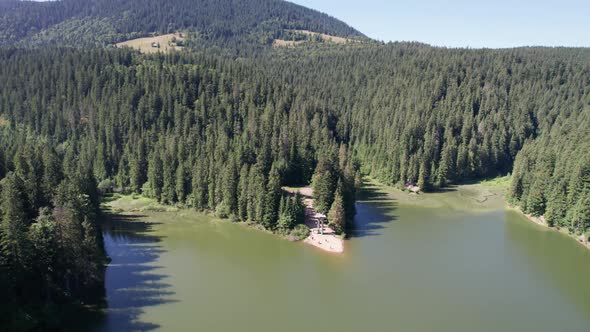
[
  {"x1": 349, "y1": 182, "x2": 398, "y2": 238},
  {"x1": 92, "y1": 213, "x2": 177, "y2": 332}
]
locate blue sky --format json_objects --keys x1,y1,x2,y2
[{"x1": 290, "y1": 0, "x2": 590, "y2": 48}]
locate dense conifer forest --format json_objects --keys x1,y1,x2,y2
[
  {"x1": 0, "y1": 0, "x2": 589, "y2": 330},
  {"x1": 0, "y1": 125, "x2": 106, "y2": 329}
]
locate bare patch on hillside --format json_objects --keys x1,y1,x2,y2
[
  {"x1": 289, "y1": 29, "x2": 352, "y2": 44},
  {"x1": 272, "y1": 39, "x2": 304, "y2": 47},
  {"x1": 273, "y1": 29, "x2": 357, "y2": 47},
  {"x1": 116, "y1": 33, "x2": 185, "y2": 54}
]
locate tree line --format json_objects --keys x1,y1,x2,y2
[{"x1": 509, "y1": 106, "x2": 590, "y2": 235}]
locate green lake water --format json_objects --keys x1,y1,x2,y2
[{"x1": 95, "y1": 183, "x2": 590, "y2": 331}]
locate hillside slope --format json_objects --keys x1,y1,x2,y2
[{"x1": 0, "y1": 0, "x2": 365, "y2": 50}]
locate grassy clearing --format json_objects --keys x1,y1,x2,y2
[
  {"x1": 116, "y1": 33, "x2": 185, "y2": 54},
  {"x1": 478, "y1": 175, "x2": 511, "y2": 189},
  {"x1": 362, "y1": 177, "x2": 508, "y2": 211},
  {"x1": 273, "y1": 39, "x2": 304, "y2": 47},
  {"x1": 273, "y1": 29, "x2": 357, "y2": 48},
  {"x1": 281, "y1": 186, "x2": 306, "y2": 192},
  {"x1": 104, "y1": 193, "x2": 178, "y2": 213},
  {"x1": 288, "y1": 29, "x2": 352, "y2": 44}
]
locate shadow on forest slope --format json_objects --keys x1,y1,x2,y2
[
  {"x1": 93, "y1": 213, "x2": 177, "y2": 332},
  {"x1": 349, "y1": 182, "x2": 398, "y2": 238}
]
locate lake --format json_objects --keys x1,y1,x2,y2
[{"x1": 94, "y1": 182, "x2": 590, "y2": 331}]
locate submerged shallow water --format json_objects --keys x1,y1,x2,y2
[{"x1": 94, "y1": 184, "x2": 590, "y2": 331}]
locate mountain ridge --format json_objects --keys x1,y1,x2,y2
[{"x1": 0, "y1": 0, "x2": 366, "y2": 49}]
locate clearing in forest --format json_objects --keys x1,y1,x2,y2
[
  {"x1": 116, "y1": 33, "x2": 185, "y2": 54},
  {"x1": 273, "y1": 29, "x2": 356, "y2": 47}
]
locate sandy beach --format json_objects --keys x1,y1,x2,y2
[{"x1": 287, "y1": 187, "x2": 344, "y2": 253}]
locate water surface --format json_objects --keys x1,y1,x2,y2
[{"x1": 96, "y1": 184, "x2": 590, "y2": 331}]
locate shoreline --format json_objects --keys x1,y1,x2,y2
[
  {"x1": 362, "y1": 177, "x2": 507, "y2": 211},
  {"x1": 105, "y1": 177, "x2": 589, "y2": 255},
  {"x1": 104, "y1": 191, "x2": 344, "y2": 254},
  {"x1": 365, "y1": 176, "x2": 590, "y2": 252},
  {"x1": 509, "y1": 205, "x2": 590, "y2": 251}
]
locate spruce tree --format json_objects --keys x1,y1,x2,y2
[
  {"x1": 262, "y1": 166, "x2": 281, "y2": 230},
  {"x1": 0, "y1": 173, "x2": 30, "y2": 267},
  {"x1": 328, "y1": 185, "x2": 346, "y2": 234},
  {"x1": 311, "y1": 158, "x2": 336, "y2": 215}
]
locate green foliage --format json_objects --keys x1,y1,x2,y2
[
  {"x1": 509, "y1": 109, "x2": 590, "y2": 234},
  {"x1": 571, "y1": 195, "x2": 590, "y2": 234},
  {"x1": 277, "y1": 193, "x2": 305, "y2": 233},
  {"x1": 147, "y1": 150, "x2": 164, "y2": 201},
  {"x1": 525, "y1": 179, "x2": 546, "y2": 217},
  {"x1": 312, "y1": 158, "x2": 337, "y2": 215},
  {"x1": 0, "y1": 137, "x2": 105, "y2": 331},
  {"x1": 1, "y1": 172, "x2": 30, "y2": 266},
  {"x1": 328, "y1": 185, "x2": 346, "y2": 234},
  {"x1": 289, "y1": 224, "x2": 310, "y2": 241},
  {"x1": 215, "y1": 201, "x2": 231, "y2": 219},
  {"x1": 24, "y1": 17, "x2": 119, "y2": 47},
  {"x1": 277, "y1": 196, "x2": 293, "y2": 232},
  {"x1": 262, "y1": 166, "x2": 281, "y2": 230},
  {"x1": 28, "y1": 208, "x2": 56, "y2": 278},
  {"x1": 97, "y1": 178, "x2": 115, "y2": 193}
]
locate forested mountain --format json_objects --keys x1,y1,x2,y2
[
  {"x1": 0, "y1": 0, "x2": 365, "y2": 52},
  {"x1": 0, "y1": 0, "x2": 589, "y2": 330}
]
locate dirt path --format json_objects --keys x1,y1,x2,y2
[{"x1": 288, "y1": 187, "x2": 344, "y2": 253}]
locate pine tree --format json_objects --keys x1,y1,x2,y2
[
  {"x1": 175, "y1": 163, "x2": 188, "y2": 203},
  {"x1": 221, "y1": 158, "x2": 238, "y2": 213},
  {"x1": 237, "y1": 164, "x2": 249, "y2": 221},
  {"x1": 571, "y1": 194, "x2": 590, "y2": 234},
  {"x1": 437, "y1": 145, "x2": 452, "y2": 188},
  {"x1": 147, "y1": 150, "x2": 164, "y2": 200},
  {"x1": 262, "y1": 166, "x2": 281, "y2": 230},
  {"x1": 417, "y1": 161, "x2": 429, "y2": 192},
  {"x1": 311, "y1": 158, "x2": 336, "y2": 214},
  {"x1": 544, "y1": 182, "x2": 567, "y2": 227},
  {"x1": 328, "y1": 184, "x2": 346, "y2": 234},
  {"x1": 277, "y1": 195, "x2": 294, "y2": 232},
  {"x1": 191, "y1": 161, "x2": 208, "y2": 210},
  {"x1": 42, "y1": 148, "x2": 63, "y2": 201},
  {"x1": 28, "y1": 207, "x2": 56, "y2": 299},
  {"x1": 130, "y1": 139, "x2": 148, "y2": 193},
  {"x1": 161, "y1": 151, "x2": 177, "y2": 204},
  {"x1": 1, "y1": 173, "x2": 31, "y2": 266},
  {"x1": 526, "y1": 178, "x2": 546, "y2": 217}
]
